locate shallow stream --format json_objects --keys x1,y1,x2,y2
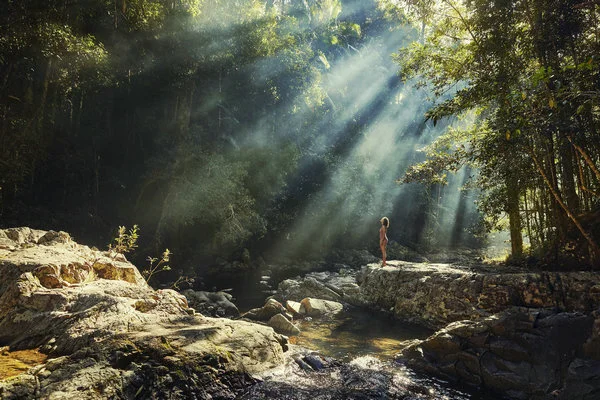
[
  {"x1": 218, "y1": 267, "x2": 498, "y2": 399},
  {"x1": 285, "y1": 307, "x2": 496, "y2": 399},
  {"x1": 290, "y1": 306, "x2": 432, "y2": 361},
  {"x1": 241, "y1": 306, "x2": 496, "y2": 399}
]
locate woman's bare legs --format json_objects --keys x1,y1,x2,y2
[{"x1": 381, "y1": 242, "x2": 387, "y2": 266}]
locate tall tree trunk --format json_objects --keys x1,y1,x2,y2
[
  {"x1": 539, "y1": 186, "x2": 549, "y2": 245},
  {"x1": 1, "y1": 63, "x2": 13, "y2": 94},
  {"x1": 37, "y1": 58, "x2": 53, "y2": 131},
  {"x1": 531, "y1": 187, "x2": 544, "y2": 246},
  {"x1": 568, "y1": 136, "x2": 600, "y2": 183},
  {"x1": 523, "y1": 189, "x2": 534, "y2": 249},
  {"x1": 574, "y1": 149, "x2": 590, "y2": 211},
  {"x1": 176, "y1": 82, "x2": 195, "y2": 139},
  {"x1": 530, "y1": 147, "x2": 600, "y2": 266},
  {"x1": 506, "y1": 173, "x2": 523, "y2": 259},
  {"x1": 560, "y1": 135, "x2": 580, "y2": 214},
  {"x1": 547, "y1": 134, "x2": 568, "y2": 241},
  {"x1": 72, "y1": 89, "x2": 84, "y2": 137},
  {"x1": 93, "y1": 141, "x2": 100, "y2": 215}
]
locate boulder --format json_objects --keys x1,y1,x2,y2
[
  {"x1": 182, "y1": 289, "x2": 239, "y2": 318},
  {"x1": 243, "y1": 298, "x2": 286, "y2": 321},
  {"x1": 268, "y1": 314, "x2": 300, "y2": 335},
  {"x1": 561, "y1": 358, "x2": 600, "y2": 399},
  {"x1": 272, "y1": 269, "x2": 362, "y2": 305},
  {"x1": 299, "y1": 298, "x2": 343, "y2": 317},
  {"x1": 0, "y1": 228, "x2": 286, "y2": 399},
  {"x1": 275, "y1": 277, "x2": 342, "y2": 302},
  {"x1": 400, "y1": 307, "x2": 596, "y2": 399},
  {"x1": 286, "y1": 300, "x2": 302, "y2": 316},
  {"x1": 0, "y1": 227, "x2": 46, "y2": 250}
]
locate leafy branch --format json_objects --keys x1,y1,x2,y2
[
  {"x1": 108, "y1": 225, "x2": 174, "y2": 285},
  {"x1": 108, "y1": 225, "x2": 139, "y2": 255},
  {"x1": 142, "y1": 249, "x2": 171, "y2": 284},
  {"x1": 170, "y1": 275, "x2": 194, "y2": 290}
]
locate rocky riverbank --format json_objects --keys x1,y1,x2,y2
[
  {"x1": 400, "y1": 306, "x2": 600, "y2": 399},
  {"x1": 271, "y1": 259, "x2": 600, "y2": 399},
  {"x1": 357, "y1": 260, "x2": 600, "y2": 329},
  {"x1": 0, "y1": 228, "x2": 480, "y2": 400},
  {"x1": 356, "y1": 260, "x2": 600, "y2": 399},
  {"x1": 4, "y1": 227, "x2": 600, "y2": 399},
  {"x1": 0, "y1": 228, "x2": 285, "y2": 399}
]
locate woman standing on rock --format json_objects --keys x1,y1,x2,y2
[{"x1": 379, "y1": 217, "x2": 389, "y2": 266}]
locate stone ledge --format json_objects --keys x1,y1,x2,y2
[{"x1": 357, "y1": 260, "x2": 600, "y2": 328}]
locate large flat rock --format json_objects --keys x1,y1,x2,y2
[
  {"x1": 0, "y1": 227, "x2": 285, "y2": 399},
  {"x1": 357, "y1": 260, "x2": 600, "y2": 328}
]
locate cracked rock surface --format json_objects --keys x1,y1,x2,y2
[{"x1": 0, "y1": 227, "x2": 285, "y2": 399}]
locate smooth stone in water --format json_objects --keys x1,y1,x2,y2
[
  {"x1": 268, "y1": 314, "x2": 300, "y2": 335},
  {"x1": 299, "y1": 298, "x2": 343, "y2": 317}
]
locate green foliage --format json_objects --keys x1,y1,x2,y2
[
  {"x1": 400, "y1": 113, "x2": 486, "y2": 186},
  {"x1": 107, "y1": 224, "x2": 175, "y2": 284},
  {"x1": 143, "y1": 249, "x2": 172, "y2": 284},
  {"x1": 3, "y1": 0, "x2": 484, "y2": 271},
  {"x1": 109, "y1": 225, "x2": 139, "y2": 254},
  {"x1": 396, "y1": 0, "x2": 600, "y2": 264},
  {"x1": 310, "y1": 0, "x2": 342, "y2": 25},
  {"x1": 171, "y1": 152, "x2": 264, "y2": 247}
]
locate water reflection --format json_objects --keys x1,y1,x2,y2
[
  {"x1": 291, "y1": 306, "x2": 432, "y2": 361},
  {"x1": 276, "y1": 306, "x2": 499, "y2": 400}
]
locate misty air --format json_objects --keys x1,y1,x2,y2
[{"x1": 1, "y1": 0, "x2": 600, "y2": 399}]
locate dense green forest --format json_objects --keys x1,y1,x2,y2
[
  {"x1": 1, "y1": 0, "x2": 599, "y2": 273},
  {"x1": 396, "y1": 0, "x2": 600, "y2": 267}
]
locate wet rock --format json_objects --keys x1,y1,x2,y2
[
  {"x1": 420, "y1": 331, "x2": 461, "y2": 357},
  {"x1": 299, "y1": 298, "x2": 343, "y2": 317},
  {"x1": 303, "y1": 354, "x2": 326, "y2": 370},
  {"x1": 268, "y1": 314, "x2": 300, "y2": 335},
  {"x1": 182, "y1": 289, "x2": 239, "y2": 317},
  {"x1": 243, "y1": 298, "x2": 286, "y2": 321},
  {"x1": 400, "y1": 307, "x2": 596, "y2": 400},
  {"x1": 289, "y1": 354, "x2": 328, "y2": 371},
  {"x1": 241, "y1": 352, "x2": 453, "y2": 400},
  {"x1": 293, "y1": 355, "x2": 314, "y2": 371}
]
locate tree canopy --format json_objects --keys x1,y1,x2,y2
[
  {"x1": 2, "y1": 0, "x2": 597, "y2": 273},
  {"x1": 395, "y1": 0, "x2": 600, "y2": 267}
]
